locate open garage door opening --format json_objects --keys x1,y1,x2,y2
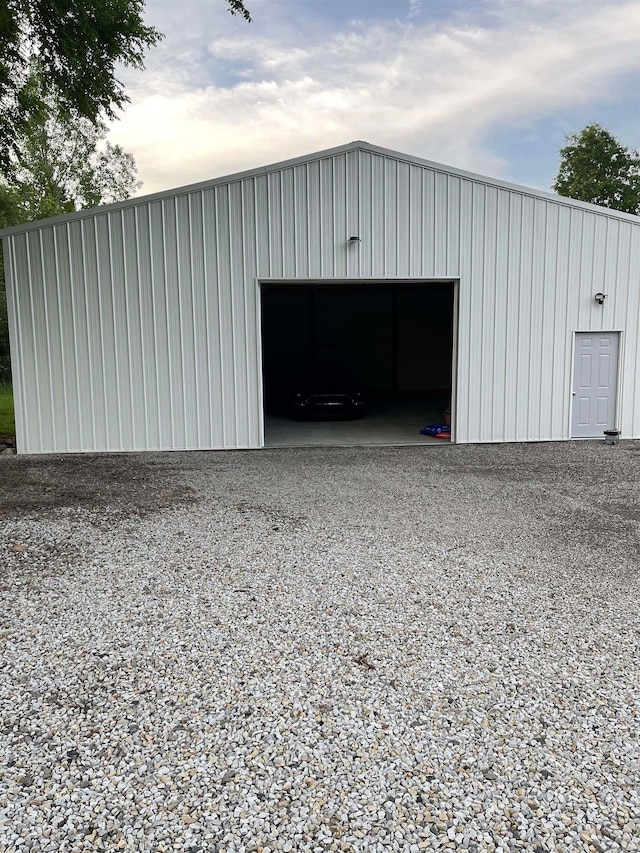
[{"x1": 260, "y1": 282, "x2": 457, "y2": 447}]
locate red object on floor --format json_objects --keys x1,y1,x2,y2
[{"x1": 434, "y1": 431, "x2": 451, "y2": 440}]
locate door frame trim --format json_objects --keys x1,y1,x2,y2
[
  {"x1": 256, "y1": 277, "x2": 460, "y2": 447},
  {"x1": 569, "y1": 329, "x2": 623, "y2": 439}
]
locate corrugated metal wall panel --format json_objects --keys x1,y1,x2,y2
[
  {"x1": 120, "y1": 208, "x2": 144, "y2": 448},
  {"x1": 552, "y1": 205, "x2": 571, "y2": 440},
  {"x1": 621, "y1": 227, "x2": 640, "y2": 436},
  {"x1": 201, "y1": 188, "x2": 225, "y2": 446},
  {"x1": 480, "y1": 186, "x2": 498, "y2": 442},
  {"x1": 240, "y1": 180, "x2": 262, "y2": 444},
  {"x1": 346, "y1": 152, "x2": 360, "y2": 277},
  {"x1": 527, "y1": 200, "x2": 547, "y2": 441},
  {"x1": 319, "y1": 158, "x2": 334, "y2": 278},
  {"x1": 491, "y1": 189, "x2": 510, "y2": 443},
  {"x1": 467, "y1": 182, "x2": 485, "y2": 443},
  {"x1": 214, "y1": 184, "x2": 236, "y2": 446},
  {"x1": 67, "y1": 221, "x2": 87, "y2": 449},
  {"x1": 383, "y1": 158, "x2": 397, "y2": 278},
  {"x1": 186, "y1": 193, "x2": 207, "y2": 447},
  {"x1": 3, "y1": 145, "x2": 640, "y2": 453},
  {"x1": 503, "y1": 192, "x2": 521, "y2": 442},
  {"x1": 514, "y1": 195, "x2": 533, "y2": 441},
  {"x1": 408, "y1": 165, "x2": 423, "y2": 278},
  {"x1": 305, "y1": 162, "x2": 320, "y2": 279},
  {"x1": 147, "y1": 202, "x2": 170, "y2": 447},
  {"x1": 456, "y1": 178, "x2": 473, "y2": 443},
  {"x1": 333, "y1": 156, "x2": 347, "y2": 280},
  {"x1": 357, "y1": 153, "x2": 371, "y2": 279},
  {"x1": 370, "y1": 155, "x2": 385, "y2": 277},
  {"x1": 229, "y1": 181, "x2": 250, "y2": 448},
  {"x1": 396, "y1": 161, "x2": 410, "y2": 277}
]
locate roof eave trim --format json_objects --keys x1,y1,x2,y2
[{"x1": 1, "y1": 139, "x2": 639, "y2": 237}]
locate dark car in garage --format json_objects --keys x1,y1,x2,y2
[{"x1": 290, "y1": 367, "x2": 365, "y2": 420}]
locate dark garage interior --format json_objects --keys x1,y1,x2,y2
[{"x1": 261, "y1": 283, "x2": 455, "y2": 446}]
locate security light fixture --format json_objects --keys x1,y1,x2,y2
[
  {"x1": 594, "y1": 292, "x2": 607, "y2": 305},
  {"x1": 347, "y1": 236, "x2": 361, "y2": 243}
]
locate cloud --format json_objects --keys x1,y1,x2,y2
[{"x1": 110, "y1": 0, "x2": 640, "y2": 195}]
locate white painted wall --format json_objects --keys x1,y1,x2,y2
[{"x1": 2, "y1": 142, "x2": 640, "y2": 453}]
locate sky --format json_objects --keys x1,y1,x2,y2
[{"x1": 111, "y1": 0, "x2": 640, "y2": 197}]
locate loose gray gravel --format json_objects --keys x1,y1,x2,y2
[{"x1": 0, "y1": 442, "x2": 639, "y2": 853}]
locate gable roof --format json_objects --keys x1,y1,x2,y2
[{"x1": 2, "y1": 139, "x2": 639, "y2": 238}]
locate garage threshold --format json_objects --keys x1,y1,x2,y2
[{"x1": 264, "y1": 415, "x2": 448, "y2": 447}]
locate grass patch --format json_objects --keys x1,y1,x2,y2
[{"x1": 0, "y1": 383, "x2": 15, "y2": 435}]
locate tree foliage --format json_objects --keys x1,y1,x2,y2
[
  {"x1": 553, "y1": 124, "x2": 640, "y2": 216},
  {"x1": 226, "y1": 0, "x2": 252, "y2": 21},
  {"x1": 0, "y1": 0, "x2": 251, "y2": 175},
  {"x1": 6, "y1": 69, "x2": 141, "y2": 221}
]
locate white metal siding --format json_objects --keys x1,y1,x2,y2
[{"x1": 3, "y1": 145, "x2": 640, "y2": 453}]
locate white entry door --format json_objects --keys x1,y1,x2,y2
[{"x1": 572, "y1": 332, "x2": 619, "y2": 438}]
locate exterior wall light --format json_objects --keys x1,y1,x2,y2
[
  {"x1": 594, "y1": 292, "x2": 607, "y2": 305},
  {"x1": 347, "y1": 236, "x2": 361, "y2": 243}
]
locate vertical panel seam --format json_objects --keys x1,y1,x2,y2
[
  {"x1": 305, "y1": 166, "x2": 311, "y2": 278},
  {"x1": 38, "y1": 231, "x2": 57, "y2": 448},
  {"x1": 159, "y1": 201, "x2": 177, "y2": 447},
  {"x1": 292, "y1": 168, "x2": 298, "y2": 279},
  {"x1": 539, "y1": 202, "x2": 548, "y2": 439},
  {"x1": 52, "y1": 228, "x2": 70, "y2": 450},
  {"x1": 227, "y1": 187, "x2": 238, "y2": 448},
  {"x1": 106, "y1": 216, "x2": 124, "y2": 447},
  {"x1": 502, "y1": 194, "x2": 511, "y2": 441},
  {"x1": 240, "y1": 183, "x2": 252, "y2": 446},
  {"x1": 213, "y1": 191, "x2": 225, "y2": 445},
  {"x1": 94, "y1": 218, "x2": 110, "y2": 447},
  {"x1": 188, "y1": 195, "x2": 202, "y2": 448},
  {"x1": 489, "y1": 189, "x2": 497, "y2": 440},
  {"x1": 565, "y1": 210, "x2": 575, "y2": 437},
  {"x1": 147, "y1": 205, "x2": 163, "y2": 447},
  {"x1": 80, "y1": 222, "x2": 97, "y2": 448},
  {"x1": 215, "y1": 189, "x2": 227, "y2": 447},
  {"x1": 119, "y1": 211, "x2": 136, "y2": 449},
  {"x1": 549, "y1": 203, "x2": 556, "y2": 438},
  {"x1": 624, "y1": 230, "x2": 638, "y2": 429},
  {"x1": 65, "y1": 224, "x2": 83, "y2": 449},
  {"x1": 528, "y1": 203, "x2": 538, "y2": 440},
  {"x1": 132, "y1": 210, "x2": 150, "y2": 448},
  {"x1": 200, "y1": 192, "x2": 214, "y2": 446},
  {"x1": 173, "y1": 197, "x2": 189, "y2": 446}
]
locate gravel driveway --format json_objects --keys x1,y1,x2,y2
[{"x1": 1, "y1": 442, "x2": 639, "y2": 853}]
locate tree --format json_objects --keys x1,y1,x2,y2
[
  {"x1": 7, "y1": 68, "x2": 142, "y2": 221},
  {"x1": 0, "y1": 0, "x2": 251, "y2": 175},
  {"x1": 553, "y1": 124, "x2": 640, "y2": 216}
]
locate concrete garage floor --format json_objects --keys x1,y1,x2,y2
[{"x1": 265, "y1": 394, "x2": 449, "y2": 446}]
